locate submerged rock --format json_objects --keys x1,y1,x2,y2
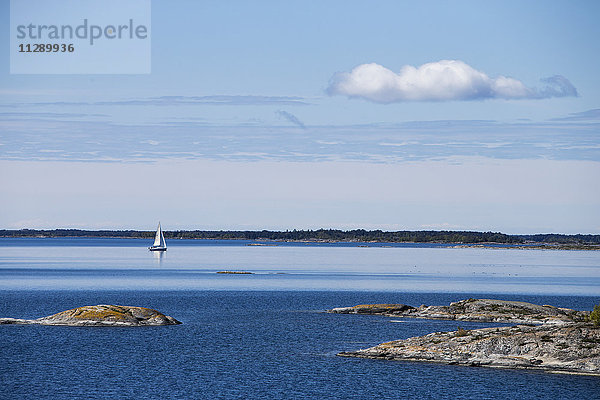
[{"x1": 0, "y1": 305, "x2": 181, "y2": 326}]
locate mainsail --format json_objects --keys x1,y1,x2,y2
[{"x1": 150, "y1": 222, "x2": 167, "y2": 250}]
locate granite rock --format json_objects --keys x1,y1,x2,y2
[
  {"x1": 0, "y1": 305, "x2": 181, "y2": 326},
  {"x1": 332, "y1": 298, "x2": 598, "y2": 376},
  {"x1": 329, "y1": 298, "x2": 587, "y2": 325},
  {"x1": 339, "y1": 323, "x2": 600, "y2": 376}
]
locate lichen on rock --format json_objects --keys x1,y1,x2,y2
[
  {"x1": 339, "y1": 323, "x2": 600, "y2": 376},
  {"x1": 0, "y1": 305, "x2": 181, "y2": 326},
  {"x1": 332, "y1": 298, "x2": 599, "y2": 376},
  {"x1": 328, "y1": 298, "x2": 587, "y2": 324}
]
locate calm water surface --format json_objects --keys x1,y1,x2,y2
[
  {"x1": 0, "y1": 238, "x2": 598, "y2": 399},
  {"x1": 1, "y1": 238, "x2": 599, "y2": 294}
]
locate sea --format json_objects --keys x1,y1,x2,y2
[{"x1": 0, "y1": 238, "x2": 599, "y2": 399}]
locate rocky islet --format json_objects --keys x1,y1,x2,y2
[
  {"x1": 330, "y1": 299, "x2": 600, "y2": 376},
  {"x1": 0, "y1": 305, "x2": 181, "y2": 326}
]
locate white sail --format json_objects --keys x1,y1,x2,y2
[
  {"x1": 160, "y1": 227, "x2": 166, "y2": 247},
  {"x1": 153, "y1": 222, "x2": 162, "y2": 246},
  {"x1": 149, "y1": 222, "x2": 167, "y2": 251}
]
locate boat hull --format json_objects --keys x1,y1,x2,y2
[{"x1": 148, "y1": 246, "x2": 167, "y2": 252}]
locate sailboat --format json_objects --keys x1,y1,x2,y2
[{"x1": 148, "y1": 222, "x2": 167, "y2": 251}]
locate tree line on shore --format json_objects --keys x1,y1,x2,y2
[{"x1": 1, "y1": 229, "x2": 599, "y2": 244}]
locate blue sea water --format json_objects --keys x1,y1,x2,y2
[{"x1": 0, "y1": 238, "x2": 599, "y2": 399}]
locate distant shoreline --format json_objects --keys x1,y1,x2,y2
[{"x1": 0, "y1": 229, "x2": 598, "y2": 250}]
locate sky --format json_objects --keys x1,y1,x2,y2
[{"x1": 1, "y1": 0, "x2": 599, "y2": 234}]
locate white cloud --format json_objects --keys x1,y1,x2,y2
[{"x1": 327, "y1": 60, "x2": 577, "y2": 103}]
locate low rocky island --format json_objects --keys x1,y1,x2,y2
[
  {"x1": 216, "y1": 270, "x2": 254, "y2": 274},
  {"x1": 331, "y1": 299, "x2": 600, "y2": 376},
  {"x1": 329, "y1": 298, "x2": 588, "y2": 325},
  {"x1": 0, "y1": 305, "x2": 181, "y2": 326}
]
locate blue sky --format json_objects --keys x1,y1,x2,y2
[{"x1": 1, "y1": 0, "x2": 599, "y2": 233}]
